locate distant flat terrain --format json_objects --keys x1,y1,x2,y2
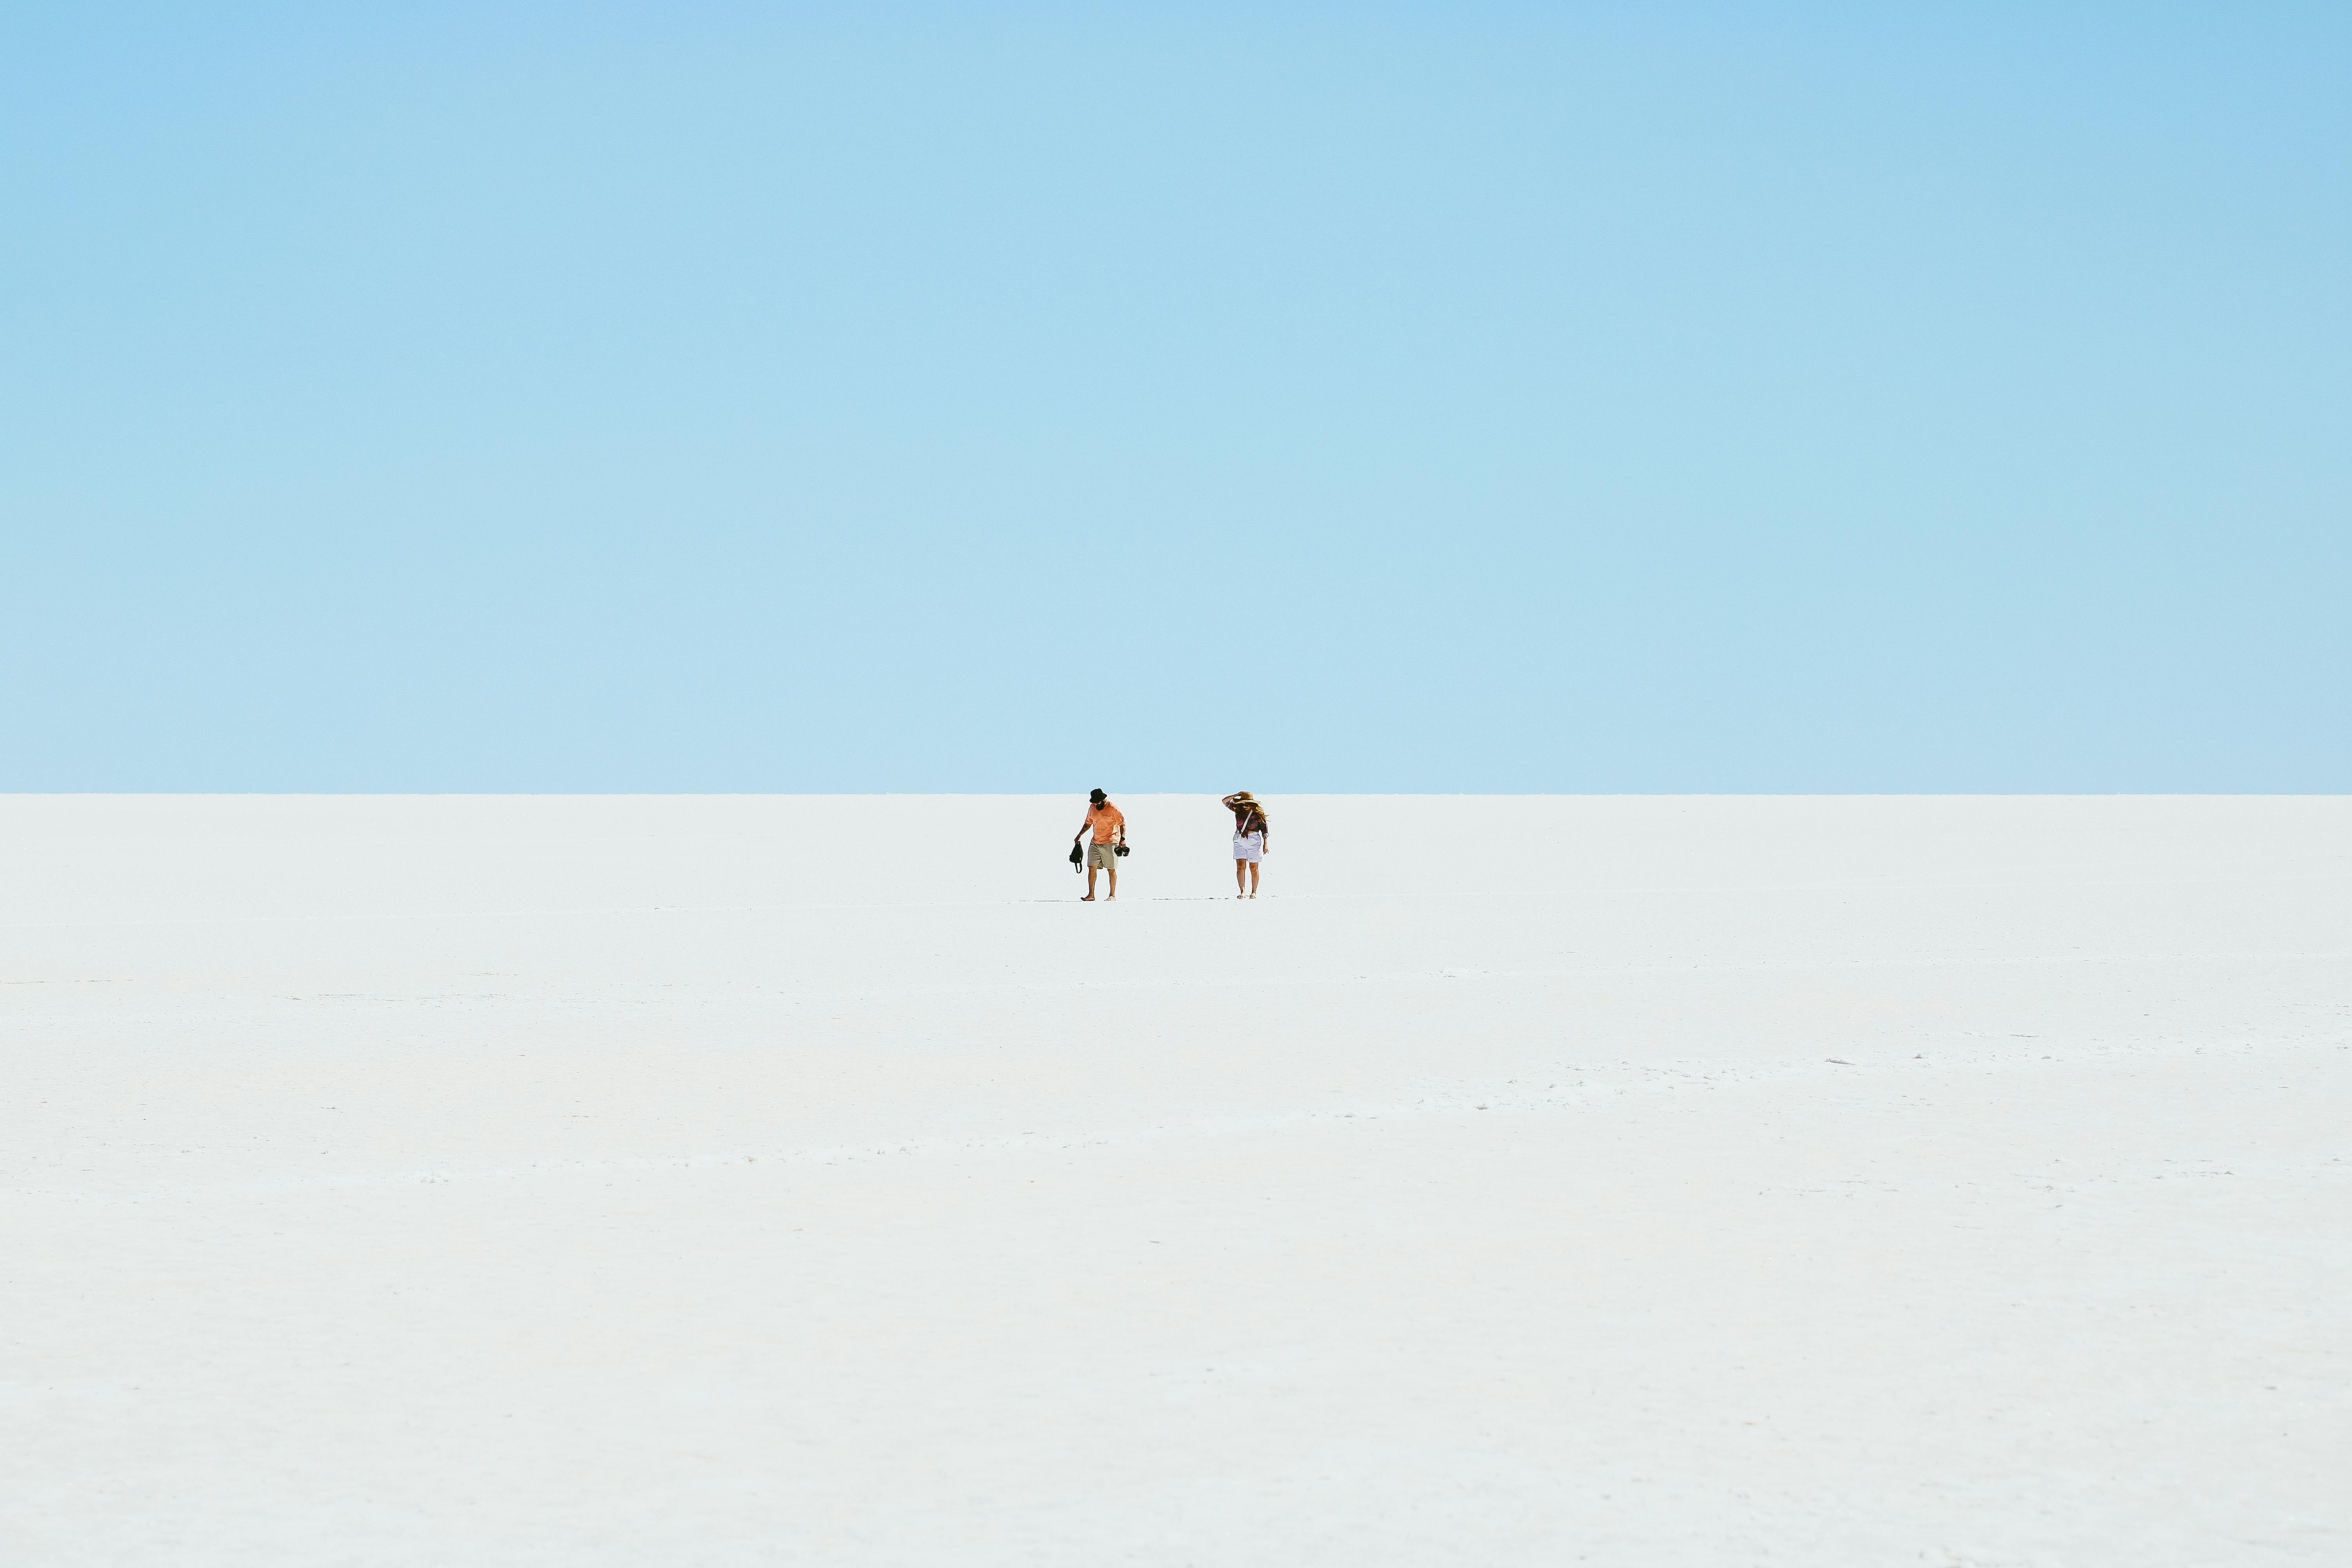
[{"x1": 4, "y1": 795, "x2": 2347, "y2": 1566}]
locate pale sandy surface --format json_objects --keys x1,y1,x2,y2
[{"x1": 4, "y1": 794, "x2": 2348, "y2": 1566}]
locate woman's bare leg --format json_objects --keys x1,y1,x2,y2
[
  {"x1": 1235, "y1": 858, "x2": 1247, "y2": 896},
  {"x1": 1248, "y1": 860, "x2": 1260, "y2": 897}
]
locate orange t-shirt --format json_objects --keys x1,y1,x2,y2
[{"x1": 1086, "y1": 803, "x2": 1125, "y2": 844}]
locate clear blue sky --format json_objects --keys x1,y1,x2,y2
[{"x1": 5, "y1": 4, "x2": 2345, "y2": 792}]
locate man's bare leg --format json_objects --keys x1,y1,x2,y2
[
  {"x1": 1106, "y1": 864, "x2": 1118, "y2": 899},
  {"x1": 1083, "y1": 864, "x2": 1098, "y2": 900}
]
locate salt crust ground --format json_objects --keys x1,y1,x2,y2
[{"x1": 4, "y1": 794, "x2": 2347, "y2": 1567}]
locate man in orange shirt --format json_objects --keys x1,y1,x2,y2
[{"x1": 1074, "y1": 787, "x2": 1126, "y2": 901}]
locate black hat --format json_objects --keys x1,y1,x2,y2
[{"x1": 1089, "y1": 788, "x2": 1107, "y2": 804}]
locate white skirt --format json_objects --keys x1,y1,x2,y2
[{"x1": 1232, "y1": 831, "x2": 1263, "y2": 863}]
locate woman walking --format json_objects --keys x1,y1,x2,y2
[{"x1": 1223, "y1": 791, "x2": 1269, "y2": 898}]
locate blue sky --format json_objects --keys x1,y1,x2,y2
[{"x1": 4, "y1": 3, "x2": 2345, "y2": 791}]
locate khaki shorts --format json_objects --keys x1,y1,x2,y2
[{"x1": 1087, "y1": 840, "x2": 1121, "y2": 869}]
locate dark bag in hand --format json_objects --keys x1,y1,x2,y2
[{"x1": 1069, "y1": 838, "x2": 1084, "y2": 869}]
